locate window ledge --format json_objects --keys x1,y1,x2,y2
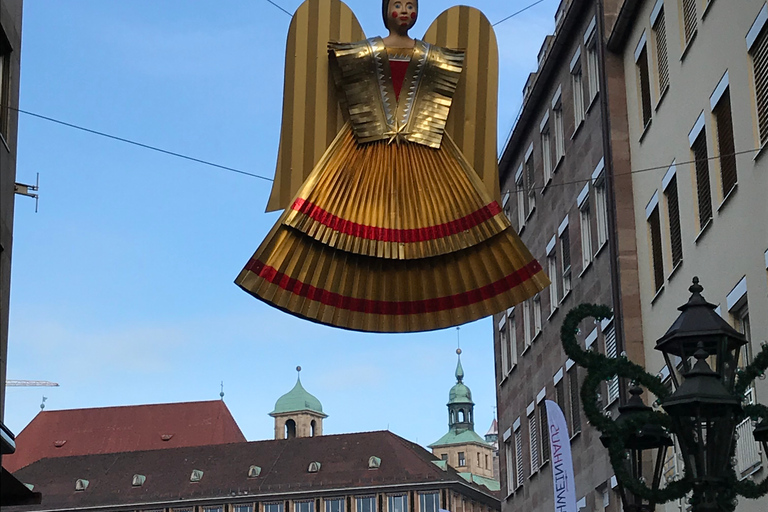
[
  {"x1": 547, "y1": 306, "x2": 559, "y2": 322},
  {"x1": 500, "y1": 364, "x2": 518, "y2": 386},
  {"x1": 505, "y1": 492, "x2": 515, "y2": 501},
  {"x1": 559, "y1": 289, "x2": 572, "y2": 305},
  {"x1": 518, "y1": 224, "x2": 526, "y2": 236},
  {"x1": 655, "y1": 85, "x2": 669, "y2": 112},
  {"x1": 702, "y1": 0, "x2": 715, "y2": 20},
  {"x1": 529, "y1": 468, "x2": 540, "y2": 479},
  {"x1": 651, "y1": 284, "x2": 665, "y2": 305},
  {"x1": 553, "y1": 156, "x2": 564, "y2": 174},
  {"x1": 754, "y1": 143, "x2": 768, "y2": 162},
  {"x1": 532, "y1": 331, "x2": 542, "y2": 343},
  {"x1": 0, "y1": 133, "x2": 9, "y2": 153},
  {"x1": 522, "y1": 344, "x2": 532, "y2": 356},
  {"x1": 667, "y1": 260, "x2": 683, "y2": 282},
  {"x1": 541, "y1": 177, "x2": 553, "y2": 195},
  {"x1": 540, "y1": 460, "x2": 550, "y2": 470},
  {"x1": 680, "y1": 30, "x2": 698, "y2": 62},
  {"x1": 594, "y1": 241, "x2": 609, "y2": 259},
  {"x1": 571, "y1": 119, "x2": 584, "y2": 140},
  {"x1": 586, "y1": 92, "x2": 600, "y2": 114},
  {"x1": 717, "y1": 183, "x2": 738, "y2": 213},
  {"x1": 638, "y1": 118, "x2": 653, "y2": 143},
  {"x1": 570, "y1": 430, "x2": 581, "y2": 441},
  {"x1": 579, "y1": 260, "x2": 593, "y2": 278},
  {"x1": 604, "y1": 396, "x2": 620, "y2": 410},
  {"x1": 694, "y1": 218, "x2": 713, "y2": 244},
  {"x1": 526, "y1": 206, "x2": 536, "y2": 221}
]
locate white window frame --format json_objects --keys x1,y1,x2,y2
[
  {"x1": 584, "y1": 17, "x2": 599, "y2": 102},
  {"x1": 547, "y1": 235, "x2": 558, "y2": 314},
  {"x1": 559, "y1": 215, "x2": 572, "y2": 296},
  {"x1": 577, "y1": 184, "x2": 592, "y2": 271},
  {"x1": 570, "y1": 47, "x2": 585, "y2": 130},
  {"x1": 592, "y1": 159, "x2": 608, "y2": 249}
]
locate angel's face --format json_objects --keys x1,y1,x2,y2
[{"x1": 387, "y1": 0, "x2": 418, "y2": 32}]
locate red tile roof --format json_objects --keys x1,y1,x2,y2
[
  {"x1": 9, "y1": 431, "x2": 499, "y2": 511},
  {"x1": 4, "y1": 400, "x2": 245, "y2": 473}
]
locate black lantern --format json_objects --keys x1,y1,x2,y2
[
  {"x1": 655, "y1": 277, "x2": 747, "y2": 393},
  {"x1": 661, "y1": 346, "x2": 742, "y2": 511},
  {"x1": 600, "y1": 385, "x2": 673, "y2": 512}
]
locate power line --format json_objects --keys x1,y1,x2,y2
[
  {"x1": 12, "y1": 107, "x2": 273, "y2": 183},
  {"x1": 265, "y1": 0, "x2": 292, "y2": 17},
  {"x1": 493, "y1": 0, "x2": 548, "y2": 26}
]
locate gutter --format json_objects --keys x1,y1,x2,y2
[{"x1": 606, "y1": 0, "x2": 643, "y2": 53}]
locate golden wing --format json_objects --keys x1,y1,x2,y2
[
  {"x1": 266, "y1": 0, "x2": 365, "y2": 212},
  {"x1": 423, "y1": 6, "x2": 500, "y2": 203}
]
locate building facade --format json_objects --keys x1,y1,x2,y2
[
  {"x1": 493, "y1": 0, "x2": 645, "y2": 511},
  {"x1": 0, "y1": 0, "x2": 33, "y2": 506},
  {"x1": 610, "y1": 0, "x2": 768, "y2": 510}
]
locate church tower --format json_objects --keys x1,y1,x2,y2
[
  {"x1": 429, "y1": 349, "x2": 496, "y2": 481},
  {"x1": 269, "y1": 367, "x2": 327, "y2": 439}
]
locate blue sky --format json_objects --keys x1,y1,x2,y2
[{"x1": 5, "y1": 0, "x2": 558, "y2": 448}]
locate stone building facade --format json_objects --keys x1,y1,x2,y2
[{"x1": 493, "y1": 0, "x2": 644, "y2": 511}]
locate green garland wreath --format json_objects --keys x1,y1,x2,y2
[{"x1": 560, "y1": 303, "x2": 768, "y2": 511}]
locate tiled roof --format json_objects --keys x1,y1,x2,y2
[
  {"x1": 429, "y1": 428, "x2": 490, "y2": 448},
  {"x1": 9, "y1": 431, "x2": 499, "y2": 511},
  {"x1": 4, "y1": 400, "x2": 245, "y2": 473}
]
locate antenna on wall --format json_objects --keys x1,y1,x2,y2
[{"x1": 14, "y1": 173, "x2": 40, "y2": 212}]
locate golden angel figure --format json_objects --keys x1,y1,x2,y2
[{"x1": 235, "y1": 0, "x2": 550, "y2": 332}]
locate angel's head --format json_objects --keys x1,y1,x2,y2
[{"x1": 382, "y1": 0, "x2": 418, "y2": 33}]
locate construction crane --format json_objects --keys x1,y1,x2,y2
[{"x1": 5, "y1": 380, "x2": 59, "y2": 387}]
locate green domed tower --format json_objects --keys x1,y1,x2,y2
[
  {"x1": 269, "y1": 367, "x2": 327, "y2": 439},
  {"x1": 429, "y1": 350, "x2": 497, "y2": 483}
]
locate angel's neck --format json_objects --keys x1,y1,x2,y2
[{"x1": 382, "y1": 32, "x2": 415, "y2": 49}]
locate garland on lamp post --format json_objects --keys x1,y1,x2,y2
[{"x1": 560, "y1": 301, "x2": 768, "y2": 511}]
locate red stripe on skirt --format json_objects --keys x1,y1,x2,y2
[
  {"x1": 291, "y1": 198, "x2": 503, "y2": 243},
  {"x1": 243, "y1": 258, "x2": 543, "y2": 315}
]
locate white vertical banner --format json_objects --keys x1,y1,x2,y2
[{"x1": 546, "y1": 400, "x2": 577, "y2": 512}]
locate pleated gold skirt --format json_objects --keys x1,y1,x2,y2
[{"x1": 236, "y1": 123, "x2": 549, "y2": 333}]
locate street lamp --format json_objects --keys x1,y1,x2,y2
[
  {"x1": 560, "y1": 277, "x2": 768, "y2": 512},
  {"x1": 600, "y1": 385, "x2": 672, "y2": 512}
]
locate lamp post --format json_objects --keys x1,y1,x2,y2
[{"x1": 560, "y1": 278, "x2": 768, "y2": 512}]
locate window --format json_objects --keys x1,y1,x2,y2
[
  {"x1": 515, "y1": 168, "x2": 526, "y2": 229},
  {"x1": 749, "y1": 10, "x2": 768, "y2": 145},
  {"x1": 555, "y1": 374, "x2": 566, "y2": 413},
  {"x1": 356, "y1": 497, "x2": 376, "y2": 512},
  {"x1": 647, "y1": 194, "x2": 664, "y2": 292},
  {"x1": 458, "y1": 451, "x2": 466, "y2": 466},
  {"x1": 578, "y1": 189, "x2": 593, "y2": 270},
  {"x1": 541, "y1": 127, "x2": 553, "y2": 184},
  {"x1": 514, "y1": 426, "x2": 525, "y2": 487},
  {"x1": 265, "y1": 504, "x2": 284, "y2": 512},
  {"x1": 419, "y1": 493, "x2": 439, "y2": 512},
  {"x1": 571, "y1": 56, "x2": 585, "y2": 127},
  {"x1": 538, "y1": 400, "x2": 550, "y2": 466},
  {"x1": 636, "y1": 38, "x2": 653, "y2": 128},
  {"x1": 507, "y1": 313, "x2": 518, "y2": 369},
  {"x1": 652, "y1": 3, "x2": 670, "y2": 95},
  {"x1": 388, "y1": 495, "x2": 407, "y2": 512},
  {"x1": 559, "y1": 220, "x2": 572, "y2": 295},
  {"x1": 525, "y1": 151, "x2": 536, "y2": 213},
  {"x1": 594, "y1": 165, "x2": 609, "y2": 248},
  {"x1": 547, "y1": 242, "x2": 559, "y2": 314},
  {"x1": 664, "y1": 171, "x2": 683, "y2": 268},
  {"x1": 528, "y1": 410, "x2": 539, "y2": 473},
  {"x1": 568, "y1": 365, "x2": 582, "y2": 436},
  {"x1": 523, "y1": 299, "x2": 532, "y2": 349},
  {"x1": 0, "y1": 46, "x2": 10, "y2": 141},
  {"x1": 500, "y1": 320, "x2": 510, "y2": 375},
  {"x1": 440, "y1": 453, "x2": 447, "y2": 461},
  {"x1": 603, "y1": 323, "x2": 620, "y2": 405},
  {"x1": 533, "y1": 294, "x2": 542, "y2": 337},
  {"x1": 485, "y1": 454, "x2": 489, "y2": 469},
  {"x1": 681, "y1": 0, "x2": 697, "y2": 46},
  {"x1": 235, "y1": 506, "x2": 255, "y2": 512},
  {"x1": 326, "y1": 499, "x2": 345, "y2": 512},
  {"x1": 296, "y1": 502, "x2": 314, "y2": 512},
  {"x1": 476, "y1": 452, "x2": 481, "y2": 467},
  {"x1": 586, "y1": 26, "x2": 600, "y2": 102},
  {"x1": 203, "y1": 508, "x2": 224, "y2": 512},
  {"x1": 502, "y1": 190, "x2": 512, "y2": 222},
  {"x1": 691, "y1": 124, "x2": 712, "y2": 229},
  {"x1": 553, "y1": 99, "x2": 565, "y2": 162},
  {"x1": 712, "y1": 86, "x2": 737, "y2": 198}
]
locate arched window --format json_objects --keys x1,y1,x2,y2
[
  {"x1": 450, "y1": 411, "x2": 455, "y2": 424},
  {"x1": 458, "y1": 409, "x2": 465, "y2": 422},
  {"x1": 310, "y1": 420, "x2": 316, "y2": 437},
  {"x1": 285, "y1": 419, "x2": 296, "y2": 439}
]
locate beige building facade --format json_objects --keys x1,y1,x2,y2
[{"x1": 611, "y1": 0, "x2": 768, "y2": 510}]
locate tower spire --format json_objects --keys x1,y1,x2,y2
[{"x1": 455, "y1": 348, "x2": 464, "y2": 382}]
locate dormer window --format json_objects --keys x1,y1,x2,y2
[
  {"x1": 190, "y1": 469, "x2": 204, "y2": 482},
  {"x1": 307, "y1": 461, "x2": 321, "y2": 473},
  {"x1": 368, "y1": 456, "x2": 381, "y2": 469},
  {"x1": 131, "y1": 474, "x2": 146, "y2": 487},
  {"x1": 248, "y1": 465, "x2": 262, "y2": 478},
  {"x1": 75, "y1": 479, "x2": 89, "y2": 491}
]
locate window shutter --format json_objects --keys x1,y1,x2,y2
[
  {"x1": 654, "y1": 9, "x2": 670, "y2": 93},
  {"x1": 682, "y1": 0, "x2": 697, "y2": 44},
  {"x1": 666, "y1": 177, "x2": 683, "y2": 267},
  {"x1": 539, "y1": 403, "x2": 550, "y2": 465},
  {"x1": 713, "y1": 92, "x2": 737, "y2": 196},
  {"x1": 638, "y1": 47, "x2": 653, "y2": 126},
  {"x1": 604, "y1": 326, "x2": 620, "y2": 403},
  {"x1": 752, "y1": 26, "x2": 768, "y2": 144},
  {"x1": 649, "y1": 207, "x2": 664, "y2": 291},
  {"x1": 529, "y1": 414, "x2": 539, "y2": 472},
  {"x1": 569, "y1": 368, "x2": 582, "y2": 435},
  {"x1": 692, "y1": 133, "x2": 712, "y2": 227},
  {"x1": 515, "y1": 430, "x2": 525, "y2": 487}
]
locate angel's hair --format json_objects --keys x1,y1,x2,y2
[{"x1": 382, "y1": 0, "x2": 418, "y2": 29}]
